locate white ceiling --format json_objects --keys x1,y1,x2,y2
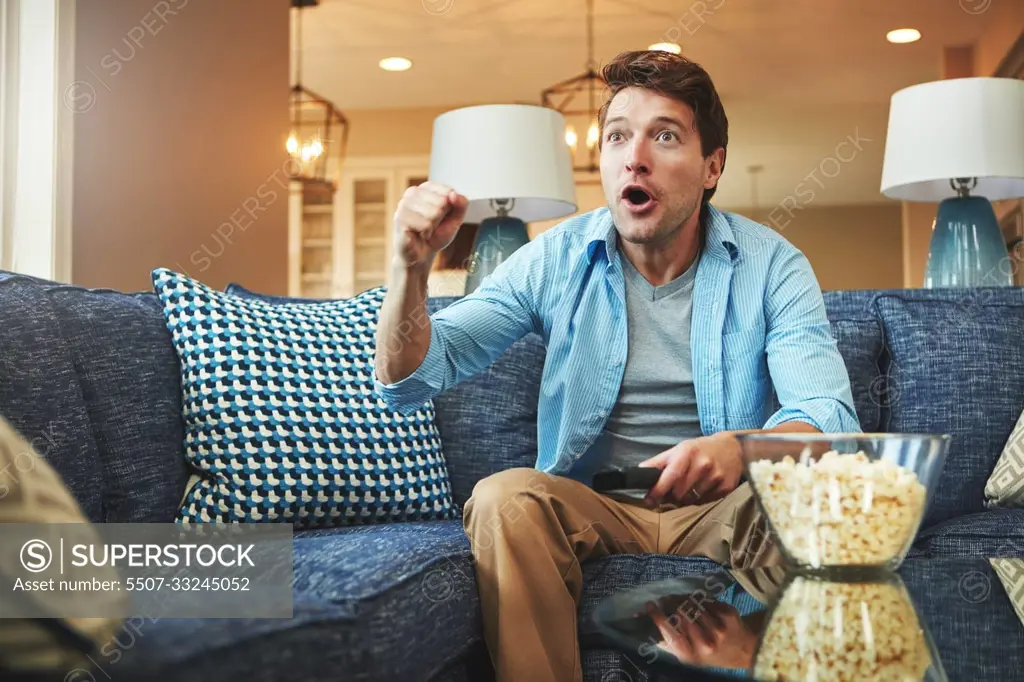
[{"x1": 295, "y1": 0, "x2": 1001, "y2": 207}]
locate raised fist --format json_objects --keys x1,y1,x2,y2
[{"x1": 393, "y1": 181, "x2": 469, "y2": 269}]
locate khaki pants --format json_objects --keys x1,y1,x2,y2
[
  {"x1": 0, "y1": 416, "x2": 122, "y2": 676},
  {"x1": 462, "y1": 467, "x2": 781, "y2": 682}
]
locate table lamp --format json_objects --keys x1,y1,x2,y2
[
  {"x1": 880, "y1": 77, "x2": 1024, "y2": 288},
  {"x1": 428, "y1": 104, "x2": 578, "y2": 294}
]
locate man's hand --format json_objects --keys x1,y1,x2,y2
[
  {"x1": 639, "y1": 432, "x2": 743, "y2": 506},
  {"x1": 647, "y1": 601, "x2": 758, "y2": 670},
  {"x1": 393, "y1": 181, "x2": 469, "y2": 270}
]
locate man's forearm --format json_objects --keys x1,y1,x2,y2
[
  {"x1": 374, "y1": 261, "x2": 433, "y2": 385},
  {"x1": 712, "y1": 421, "x2": 822, "y2": 463},
  {"x1": 727, "y1": 421, "x2": 821, "y2": 437}
]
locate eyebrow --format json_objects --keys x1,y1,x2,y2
[{"x1": 603, "y1": 115, "x2": 690, "y2": 131}]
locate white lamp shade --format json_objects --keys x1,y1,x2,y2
[
  {"x1": 429, "y1": 104, "x2": 578, "y2": 223},
  {"x1": 880, "y1": 77, "x2": 1024, "y2": 202}
]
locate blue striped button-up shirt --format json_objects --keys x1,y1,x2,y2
[{"x1": 374, "y1": 205, "x2": 860, "y2": 476}]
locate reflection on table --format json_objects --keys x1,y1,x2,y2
[{"x1": 591, "y1": 557, "x2": 1024, "y2": 682}]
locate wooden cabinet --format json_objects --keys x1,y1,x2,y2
[
  {"x1": 335, "y1": 157, "x2": 429, "y2": 298},
  {"x1": 288, "y1": 179, "x2": 340, "y2": 299},
  {"x1": 287, "y1": 156, "x2": 429, "y2": 299}
]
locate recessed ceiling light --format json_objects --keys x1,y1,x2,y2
[
  {"x1": 887, "y1": 28, "x2": 921, "y2": 44},
  {"x1": 649, "y1": 42, "x2": 682, "y2": 54},
  {"x1": 379, "y1": 57, "x2": 412, "y2": 71}
]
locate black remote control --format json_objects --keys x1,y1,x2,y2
[{"x1": 591, "y1": 466, "x2": 662, "y2": 493}]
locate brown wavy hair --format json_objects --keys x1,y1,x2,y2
[{"x1": 598, "y1": 50, "x2": 728, "y2": 208}]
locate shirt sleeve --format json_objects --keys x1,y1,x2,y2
[
  {"x1": 761, "y1": 244, "x2": 861, "y2": 434},
  {"x1": 373, "y1": 231, "x2": 549, "y2": 416}
]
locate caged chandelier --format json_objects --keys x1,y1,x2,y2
[
  {"x1": 287, "y1": 0, "x2": 349, "y2": 184},
  {"x1": 540, "y1": 0, "x2": 608, "y2": 173}
]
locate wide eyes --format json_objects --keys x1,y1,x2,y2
[{"x1": 604, "y1": 130, "x2": 679, "y2": 144}]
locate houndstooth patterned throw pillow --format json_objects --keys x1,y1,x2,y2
[
  {"x1": 986, "y1": 407, "x2": 1024, "y2": 508},
  {"x1": 152, "y1": 269, "x2": 457, "y2": 528}
]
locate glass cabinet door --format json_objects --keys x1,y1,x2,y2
[{"x1": 352, "y1": 178, "x2": 388, "y2": 295}]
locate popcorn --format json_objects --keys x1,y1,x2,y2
[
  {"x1": 754, "y1": 577, "x2": 932, "y2": 681},
  {"x1": 747, "y1": 450, "x2": 927, "y2": 567}
]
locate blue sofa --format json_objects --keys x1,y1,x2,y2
[{"x1": 2, "y1": 269, "x2": 1024, "y2": 682}]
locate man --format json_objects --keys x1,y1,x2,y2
[{"x1": 374, "y1": 50, "x2": 858, "y2": 682}]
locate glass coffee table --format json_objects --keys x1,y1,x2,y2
[{"x1": 590, "y1": 557, "x2": 1024, "y2": 681}]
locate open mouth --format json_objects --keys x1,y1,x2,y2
[{"x1": 621, "y1": 185, "x2": 657, "y2": 212}]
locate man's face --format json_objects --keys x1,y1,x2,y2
[{"x1": 599, "y1": 87, "x2": 724, "y2": 246}]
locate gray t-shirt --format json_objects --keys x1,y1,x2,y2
[{"x1": 572, "y1": 249, "x2": 704, "y2": 488}]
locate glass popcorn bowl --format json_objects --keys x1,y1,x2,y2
[
  {"x1": 753, "y1": 572, "x2": 947, "y2": 682},
  {"x1": 737, "y1": 433, "x2": 950, "y2": 576}
]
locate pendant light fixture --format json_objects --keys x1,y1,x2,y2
[
  {"x1": 540, "y1": 0, "x2": 606, "y2": 173},
  {"x1": 287, "y1": 0, "x2": 349, "y2": 185}
]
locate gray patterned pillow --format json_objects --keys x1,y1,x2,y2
[
  {"x1": 986, "y1": 408, "x2": 1024, "y2": 508},
  {"x1": 991, "y1": 559, "x2": 1024, "y2": 626}
]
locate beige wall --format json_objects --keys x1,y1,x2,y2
[
  {"x1": 722, "y1": 204, "x2": 904, "y2": 291},
  {"x1": 976, "y1": 5, "x2": 1024, "y2": 77},
  {"x1": 343, "y1": 107, "x2": 451, "y2": 157},
  {"x1": 72, "y1": 0, "x2": 290, "y2": 294}
]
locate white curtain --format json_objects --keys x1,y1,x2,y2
[{"x1": 0, "y1": 0, "x2": 73, "y2": 281}]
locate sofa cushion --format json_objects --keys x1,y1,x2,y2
[
  {"x1": 293, "y1": 519, "x2": 475, "y2": 613},
  {"x1": 0, "y1": 272, "x2": 189, "y2": 523},
  {"x1": 39, "y1": 285, "x2": 189, "y2": 523},
  {"x1": 911, "y1": 509, "x2": 1024, "y2": 557},
  {"x1": 822, "y1": 289, "x2": 879, "y2": 319},
  {"x1": 899, "y1": 557, "x2": 1024, "y2": 682},
  {"x1": 875, "y1": 290, "x2": 1024, "y2": 526},
  {"x1": 0, "y1": 275, "x2": 103, "y2": 521},
  {"x1": 430, "y1": 658, "x2": 488, "y2": 682},
  {"x1": 822, "y1": 290, "x2": 885, "y2": 433},
  {"x1": 154, "y1": 269, "x2": 458, "y2": 527},
  {"x1": 827, "y1": 318, "x2": 884, "y2": 432},
  {"x1": 116, "y1": 520, "x2": 480, "y2": 682}
]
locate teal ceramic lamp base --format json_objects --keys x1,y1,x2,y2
[
  {"x1": 464, "y1": 214, "x2": 530, "y2": 294},
  {"x1": 924, "y1": 193, "x2": 1013, "y2": 288}
]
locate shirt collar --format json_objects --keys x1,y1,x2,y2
[{"x1": 585, "y1": 204, "x2": 739, "y2": 264}]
